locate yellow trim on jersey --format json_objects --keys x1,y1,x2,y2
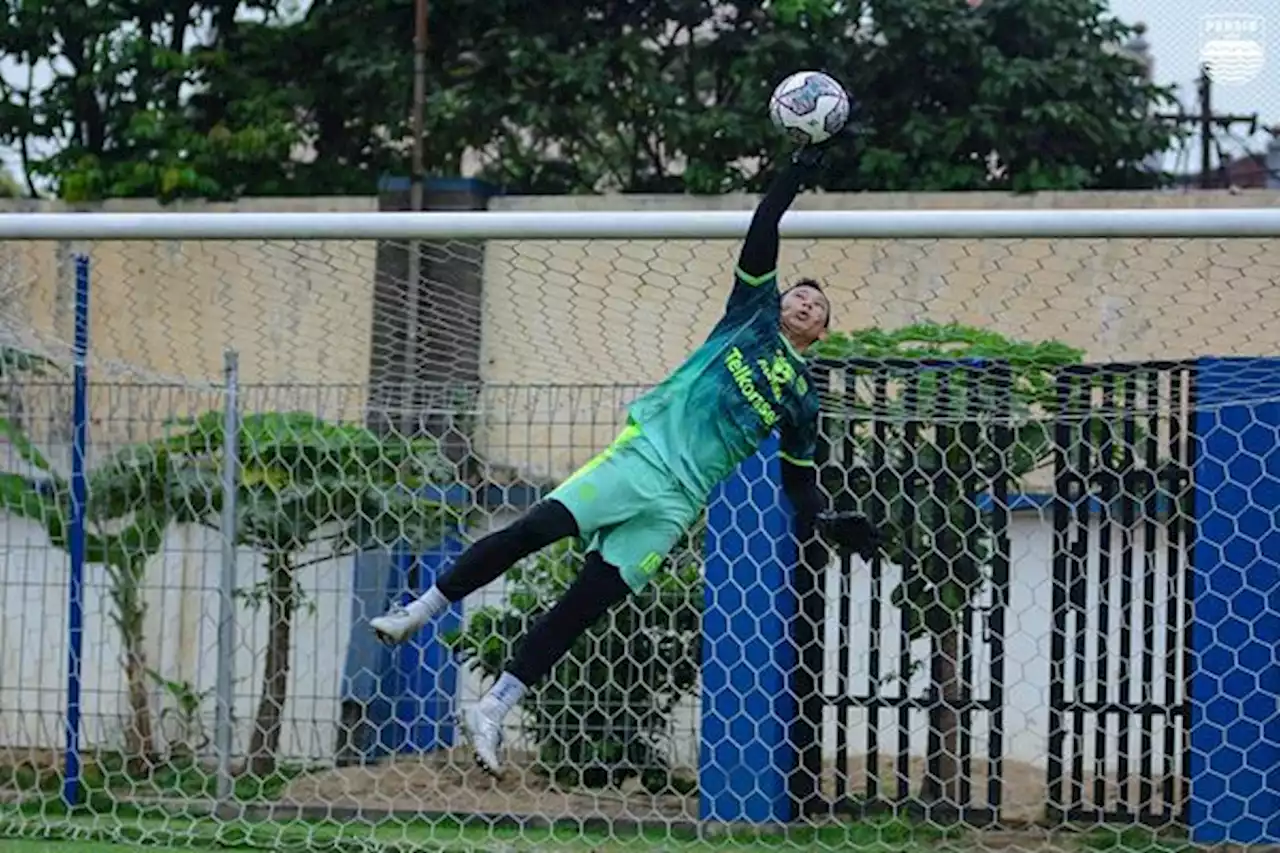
[
  {"x1": 779, "y1": 451, "x2": 815, "y2": 467},
  {"x1": 734, "y1": 265, "x2": 778, "y2": 286},
  {"x1": 561, "y1": 423, "x2": 642, "y2": 486},
  {"x1": 778, "y1": 333, "x2": 805, "y2": 362}
]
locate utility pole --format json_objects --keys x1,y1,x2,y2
[
  {"x1": 1157, "y1": 65, "x2": 1258, "y2": 188},
  {"x1": 403, "y1": 0, "x2": 428, "y2": 432}
]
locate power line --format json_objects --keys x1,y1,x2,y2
[
  {"x1": 1222, "y1": 127, "x2": 1280, "y2": 187},
  {"x1": 1156, "y1": 65, "x2": 1258, "y2": 189}
]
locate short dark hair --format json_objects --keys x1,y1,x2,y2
[{"x1": 781, "y1": 278, "x2": 832, "y2": 328}]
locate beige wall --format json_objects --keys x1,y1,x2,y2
[
  {"x1": 0, "y1": 197, "x2": 381, "y2": 445},
  {"x1": 477, "y1": 189, "x2": 1280, "y2": 479},
  {"x1": 3, "y1": 190, "x2": 1278, "y2": 475}
]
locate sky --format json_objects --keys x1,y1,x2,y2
[
  {"x1": 1, "y1": 0, "x2": 1276, "y2": 191},
  {"x1": 1107, "y1": 0, "x2": 1276, "y2": 171}
]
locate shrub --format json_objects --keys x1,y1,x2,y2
[{"x1": 447, "y1": 524, "x2": 704, "y2": 792}]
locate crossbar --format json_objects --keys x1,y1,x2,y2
[{"x1": 3, "y1": 208, "x2": 1280, "y2": 240}]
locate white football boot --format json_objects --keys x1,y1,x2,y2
[
  {"x1": 462, "y1": 706, "x2": 505, "y2": 776},
  {"x1": 369, "y1": 603, "x2": 423, "y2": 646}
]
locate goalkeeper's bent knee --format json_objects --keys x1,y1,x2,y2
[
  {"x1": 507, "y1": 551, "x2": 630, "y2": 686},
  {"x1": 435, "y1": 499, "x2": 581, "y2": 601}
]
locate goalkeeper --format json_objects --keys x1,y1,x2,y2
[{"x1": 370, "y1": 136, "x2": 880, "y2": 776}]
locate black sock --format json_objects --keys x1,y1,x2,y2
[
  {"x1": 506, "y1": 551, "x2": 631, "y2": 687},
  {"x1": 435, "y1": 500, "x2": 579, "y2": 602}
]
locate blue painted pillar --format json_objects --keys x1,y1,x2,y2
[
  {"x1": 699, "y1": 435, "x2": 800, "y2": 823},
  {"x1": 1190, "y1": 357, "x2": 1280, "y2": 844}
]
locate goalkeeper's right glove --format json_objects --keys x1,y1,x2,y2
[{"x1": 816, "y1": 510, "x2": 882, "y2": 561}]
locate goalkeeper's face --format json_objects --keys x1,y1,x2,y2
[{"x1": 780, "y1": 284, "x2": 830, "y2": 349}]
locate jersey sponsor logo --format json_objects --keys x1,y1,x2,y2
[
  {"x1": 725, "y1": 346, "x2": 779, "y2": 427},
  {"x1": 758, "y1": 349, "x2": 797, "y2": 402}
]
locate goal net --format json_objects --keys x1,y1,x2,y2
[{"x1": 0, "y1": 198, "x2": 1276, "y2": 851}]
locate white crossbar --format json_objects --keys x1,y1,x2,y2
[{"x1": 2, "y1": 208, "x2": 1280, "y2": 240}]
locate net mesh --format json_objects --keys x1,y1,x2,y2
[{"x1": 0, "y1": 199, "x2": 1277, "y2": 852}]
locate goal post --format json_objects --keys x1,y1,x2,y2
[
  {"x1": 0, "y1": 208, "x2": 1276, "y2": 848},
  {"x1": 6, "y1": 207, "x2": 1280, "y2": 240}
]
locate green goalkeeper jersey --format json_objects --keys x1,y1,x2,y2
[{"x1": 627, "y1": 265, "x2": 821, "y2": 500}]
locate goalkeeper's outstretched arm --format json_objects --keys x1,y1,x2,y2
[{"x1": 736, "y1": 159, "x2": 812, "y2": 283}]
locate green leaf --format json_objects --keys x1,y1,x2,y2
[{"x1": 0, "y1": 416, "x2": 53, "y2": 473}]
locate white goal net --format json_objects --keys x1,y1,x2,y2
[{"x1": 0, "y1": 198, "x2": 1277, "y2": 852}]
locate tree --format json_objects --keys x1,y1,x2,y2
[
  {"x1": 0, "y1": 346, "x2": 168, "y2": 772},
  {"x1": 0, "y1": 401, "x2": 458, "y2": 781},
  {"x1": 832, "y1": 0, "x2": 1179, "y2": 192},
  {"x1": 388, "y1": 0, "x2": 1175, "y2": 193},
  {"x1": 0, "y1": 419, "x2": 173, "y2": 773},
  {"x1": 811, "y1": 323, "x2": 1087, "y2": 807},
  {"x1": 158, "y1": 411, "x2": 459, "y2": 777},
  {"x1": 2, "y1": 0, "x2": 1175, "y2": 199},
  {"x1": 0, "y1": 0, "x2": 311, "y2": 201}
]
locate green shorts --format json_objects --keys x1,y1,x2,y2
[{"x1": 547, "y1": 422, "x2": 702, "y2": 593}]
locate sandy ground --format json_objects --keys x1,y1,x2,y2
[
  {"x1": 279, "y1": 746, "x2": 697, "y2": 823},
  {"x1": 279, "y1": 751, "x2": 1186, "y2": 829}
]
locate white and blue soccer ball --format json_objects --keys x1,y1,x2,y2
[{"x1": 768, "y1": 71, "x2": 851, "y2": 146}]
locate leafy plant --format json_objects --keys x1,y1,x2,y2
[
  {"x1": 146, "y1": 669, "x2": 215, "y2": 759},
  {"x1": 446, "y1": 527, "x2": 704, "y2": 792},
  {"x1": 155, "y1": 410, "x2": 460, "y2": 777},
  {"x1": 0, "y1": 346, "x2": 60, "y2": 432},
  {"x1": 0, "y1": 418, "x2": 174, "y2": 774},
  {"x1": 811, "y1": 322, "x2": 1086, "y2": 806}
]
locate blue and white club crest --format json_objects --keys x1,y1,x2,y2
[{"x1": 1199, "y1": 14, "x2": 1266, "y2": 86}]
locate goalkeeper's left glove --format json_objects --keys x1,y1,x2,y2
[
  {"x1": 793, "y1": 123, "x2": 862, "y2": 168},
  {"x1": 793, "y1": 91, "x2": 863, "y2": 168},
  {"x1": 816, "y1": 510, "x2": 882, "y2": 561}
]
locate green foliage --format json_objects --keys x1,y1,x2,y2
[
  {"x1": 816, "y1": 323, "x2": 1088, "y2": 492},
  {"x1": 2, "y1": 0, "x2": 1176, "y2": 199},
  {"x1": 838, "y1": 0, "x2": 1179, "y2": 192},
  {"x1": 0, "y1": 396, "x2": 174, "y2": 767},
  {"x1": 158, "y1": 410, "x2": 458, "y2": 553},
  {"x1": 0, "y1": 402, "x2": 457, "y2": 777},
  {"x1": 814, "y1": 323, "x2": 1087, "y2": 637},
  {"x1": 0, "y1": 0, "x2": 313, "y2": 201},
  {"x1": 812, "y1": 322, "x2": 1089, "y2": 802},
  {"x1": 446, "y1": 528, "x2": 704, "y2": 792},
  {"x1": 145, "y1": 669, "x2": 214, "y2": 758},
  {"x1": 156, "y1": 410, "x2": 459, "y2": 776}
]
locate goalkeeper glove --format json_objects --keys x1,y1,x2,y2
[
  {"x1": 793, "y1": 123, "x2": 861, "y2": 168},
  {"x1": 793, "y1": 92, "x2": 863, "y2": 168},
  {"x1": 816, "y1": 510, "x2": 881, "y2": 561}
]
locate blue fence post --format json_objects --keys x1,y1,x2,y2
[
  {"x1": 1190, "y1": 356, "x2": 1280, "y2": 844},
  {"x1": 63, "y1": 254, "x2": 90, "y2": 808},
  {"x1": 699, "y1": 435, "x2": 799, "y2": 824}
]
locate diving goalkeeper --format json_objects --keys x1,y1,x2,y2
[{"x1": 370, "y1": 137, "x2": 880, "y2": 776}]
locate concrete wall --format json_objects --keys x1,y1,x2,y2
[{"x1": 0, "y1": 197, "x2": 381, "y2": 447}]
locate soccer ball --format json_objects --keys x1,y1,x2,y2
[{"x1": 769, "y1": 71, "x2": 851, "y2": 146}]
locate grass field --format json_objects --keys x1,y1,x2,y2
[{"x1": 0, "y1": 802, "x2": 1197, "y2": 853}]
